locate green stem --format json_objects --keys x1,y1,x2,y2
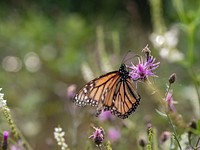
[
  {"x1": 152, "y1": 128, "x2": 158, "y2": 150},
  {"x1": 146, "y1": 128, "x2": 152, "y2": 150},
  {"x1": 195, "y1": 137, "x2": 200, "y2": 148},
  {"x1": 2, "y1": 106, "x2": 33, "y2": 150},
  {"x1": 166, "y1": 84, "x2": 171, "y2": 97},
  {"x1": 167, "y1": 114, "x2": 182, "y2": 150},
  {"x1": 187, "y1": 25, "x2": 195, "y2": 66},
  {"x1": 146, "y1": 81, "x2": 167, "y2": 112},
  {"x1": 189, "y1": 68, "x2": 200, "y2": 98},
  {"x1": 147, "y1": 81, "x2": 183, "y2": 149},
  {"x1": 97, "y1": 145, "x2": 102, "y2": 150},
  {"x1": 112, "y1": 31, "x2": 120, "y2": 56},
  {"x1": 149, "y1": 0, "x2": 166, "y2": 34},
  {"x1": 187, "y1": 68, "x2": 200, "y2": 118},
  {"x1": 188, "y1": 133, "x2": 194, "y2": 149},
  {"x1": 172, "y1": 0, "x2": 187, "y2": 23},
  {"x1": 165, "y1": 84, "x2": 182, "y2": 150}
]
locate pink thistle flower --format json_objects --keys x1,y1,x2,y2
[
  {"x1": 128, "y1": 55, "x2": 160, "y2": 82},
  {"x1": 89, "y1": 127, "x2": 105, "y2": 146},
  {"x1": 166, "y1": 91, "x2": 176, "y2": 112}
]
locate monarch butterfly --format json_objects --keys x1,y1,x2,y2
[{"x1": 74, "y1": 63, "x2": 141, "y2": 119}]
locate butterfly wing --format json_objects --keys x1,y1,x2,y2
[
  {"x1": 74, "y1": 71, "x2": 119, "y2": 107},
  {"x1": 74, "y1": 64, "x2": 141, "y2": 119},
  {"x1": 103, "y1": 77, "x2": 140, "y2": 119}
]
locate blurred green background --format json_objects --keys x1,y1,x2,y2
[{"x1": 0, "y1": 0, "x2": 200, "y2": 149}]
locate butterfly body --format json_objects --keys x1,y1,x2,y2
[{"x1": 74, "y1": 63, "x2": 141, "y2": 119}]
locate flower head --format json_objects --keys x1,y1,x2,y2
[
  {"x1": 128, "y1": 55, "x2": 160, "y2": 82},
  {"x1": 165, "y1": 91, "x2": 176, "y2": 112},
  {"x1": 54, "y1": 126, "x2": 69, "y2": 150},
  {"x1": 0, "y1": 88, "x2": 7, "y2": 109},
  {"x1": 3, "y1": 131, "x2": 9, "y2": 141},
  {"x1": 89, "y1": 126, "x2": 105, "y2": 146},
  {"x1": 2, "y1": 131, "x2": 9, "y2": 150},
  {"x1": 107, "y1": 127, "x2": 121, "y2": 142}
]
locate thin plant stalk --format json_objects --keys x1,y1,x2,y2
[
  {"x1": 166, "y1": 114, "x2": 182, "y2": 150},
  {"x1": 2, "y1": 106, "x2": 33, "y2": 150},
  {"x1": 145, "y1": 81, "x2": 183, "y2": 150},
  {"x1": 188, "y1": 68, "x2": 200, "y2": 117},
  {"x1": 195, "y1": 138, "x2": 200, "y2": 148},
  {"x1": 97, "y1": 145, "x2": 103, "y2": 150},
  {"x1": 165, "y1": 83, "x2": 182, "y2": 150}
]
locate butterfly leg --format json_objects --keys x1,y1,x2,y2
[
  {"x1": 95, "y1": 102, "x2": 104, "y2": 117},
  {"x1": 95, "y1": 109, "x2": 102, "y2": 117}
]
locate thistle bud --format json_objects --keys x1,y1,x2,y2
[
  {"x1": 89, "y1": 127, "x2": 105, "y2": 146},
  {"x1": 169, "y1": 73, "x2": 176, "y2": 84},
  {"x1": 138, "y1": 138, "x2": 146, "y2": 148}
]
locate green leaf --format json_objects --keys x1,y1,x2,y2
[{"x1": 155, "y1": 109, "x2": 167, "y2": 117}]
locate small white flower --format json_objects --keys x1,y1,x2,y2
[
  {"x1": 164, "y1": 27, "x2": 179, "y2": 47},
  {"x1": 150, "y1": 34, "x2": 165, "y2": 48},
  {"x1": 0, "y1": 88, "x2": 7, "y2": 109},
  {"x1": 160, "y1": 48, "x2": 184, "y2": 62},
  {"x1": 150, "y1": 26, "x2": 184, "y2": 62},
  {"x1": 55, "y1": 127, "x2": 62, "y2": 132},
  {"x1": 54, "y1": 126, "x2": 69, "y2": 150}
]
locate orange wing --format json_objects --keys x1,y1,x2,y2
[
  {"x1": 74, "y1": 71, "x2": 119, "y2": 107},
  {"x1": 103, "y1": 78, "x2": 140, "y2": 119},
  {"x1": 74, "y1": 64, "x2": 141, "y2": 119}
]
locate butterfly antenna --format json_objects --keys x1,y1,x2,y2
[
  {"x1": 122, "y1": 51, "x2": 140, "y2": 65},
  {"x1": 121, "y1": 50, "x2": 131, "y2": 63}
]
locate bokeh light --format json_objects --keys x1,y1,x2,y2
[
  {"x1": 2, "y1": 56, "x2": 22, "y2": 72},
  {"x1": 24, "y1": 52, "x2": 41, "y2": 72}
]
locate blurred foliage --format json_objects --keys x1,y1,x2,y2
[{"x1": 0, "y1": 0, "x2": 200, "y2": 150}]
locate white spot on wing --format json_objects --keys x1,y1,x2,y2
[{"x1": 83, "y1": 88, "x2": 87, "y2": 93}]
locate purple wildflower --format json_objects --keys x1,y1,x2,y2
[
  {"x1": 128, "y1": 55, "x2": 160, "y2": 82},
  {"x1": 89, "y1": 127, "x2": 105, "y2": 146},
  {"x1": 2, "y1": 131, "x2": 9, "y2": 150},
  {"x1": 99, "y1": 111, "x2": 114, "y2": 121},
  {"x1": 107, "y1": 127, "x2": 121, "y2": 142},
  {"x1": 166, "y1": 91, "x2": 176, "y2": 112}
]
